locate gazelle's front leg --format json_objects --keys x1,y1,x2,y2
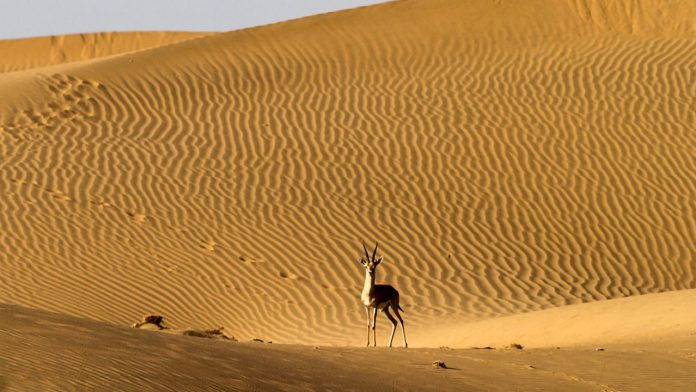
[
  {"x1": 365, "y1": 307, "x2": 371, "y2": 347},
  {"x1": 371, "y1": 307, "x2": 378, "y2": 347}
]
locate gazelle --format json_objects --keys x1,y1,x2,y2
[{"x1": 360, "y1": 243, "x2": 407, "y2": 348}]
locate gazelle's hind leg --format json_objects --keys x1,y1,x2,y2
[
  {"x1": 371, "y1": 307, "x2": 378, "y2": 347},
  {"x1": 392, "y1": 297, "x2": 408, "y2": 348},
  {"x1": 383, "y1": 306, "x2": 398, "y2": 348}
]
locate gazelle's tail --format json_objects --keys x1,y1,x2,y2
[{"x1": 398, "y1": 304, "x2": 405, "y2": 312}]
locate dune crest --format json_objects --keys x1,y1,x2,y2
[
  {"x1": 0, "y1": 31, "x2": 212, "y2": 73},
  {"x1": 565, "y1": 0, "x2": 696, "y2": 37},
  {"x1": 0, "y1": 0, "x2": 694, "y2": 347}
]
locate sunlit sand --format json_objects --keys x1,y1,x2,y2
[{"x1": 1, "y1": 0, "x2": 695, "y2": 390}]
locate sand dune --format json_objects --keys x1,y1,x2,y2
[
  {"x1": 0, "y1": 0, "x2": 694, "y2": 353},
  {"x1": 0, "y1": 32, "x2": 211, "y2": 73},
  {"x1": 421, "y1": 289, "x2": 696, "y2": 349},
  {"x1": 3, "y1": 303, "x2": 696, "y2": 392}
]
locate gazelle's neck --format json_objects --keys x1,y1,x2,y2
[{"x1": 363, "y1": 269, "x2": 375, "y2": 295}]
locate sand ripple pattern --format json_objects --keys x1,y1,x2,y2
[{"x1": 0, "y1": 0, "x2": 694, "y2": 344}]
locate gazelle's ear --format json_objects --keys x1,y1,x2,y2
[
  {"x1": 375, "y1": 256, "x2": 383, "y2": 265},
  {"x1": 359, "y1": 257, "x2": 367, "y2": 266}
]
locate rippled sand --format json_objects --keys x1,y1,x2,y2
[{"x1": 1, "y1": 0, "x2": 695, "y2": 390}]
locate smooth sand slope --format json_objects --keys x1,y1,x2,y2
[
  {"x1": 0, "y1": 0, "x2": 695, "y2": 353},
  {"x1": 3, "y1": 303, "x2": 696, "y2": 392},
  {"x1": 0, "y1": 32, "x2": 211, "y2": 73},
  {"x1": 421, "y1": 288, "x2": 696, "y2": 349}
]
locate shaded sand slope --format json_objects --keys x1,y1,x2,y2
[
  {"x1": 0, "y1": 0, "x2": 695, "y2": 345},
  {"x1": 3, "y1": 303, "x2": 696, "y2": 392},
  {"x1": 0, "y1": 32, "x2": 211, "y2": 73}
]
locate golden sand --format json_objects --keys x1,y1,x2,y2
[
  {"x1": 0, "y1": 0, "x2": 695, "y2": 389},
  {"x1": 0, "y1": 31, "x2": 211, "y2": 73}
]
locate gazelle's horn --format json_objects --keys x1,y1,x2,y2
[
  {"x1": 363, "y1": 242, "x2": 370, "y2": 262},
  {"x1": 372, "y1": 243, "x2": 378, "y2": 262}
]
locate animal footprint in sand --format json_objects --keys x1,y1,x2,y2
[
  {"x1": 201, "y1": 240, "x2": 216, "y2": 252},
  {"x1": 126, "y1": 210, "x2": 148, "y2": 224},
  {"x1": 279, "y1": 271, "x2": 303, "y2": 280}
]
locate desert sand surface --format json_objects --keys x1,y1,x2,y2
[
  {"x1": 2, "y1": 303, "x2": 696, "y2": 392},
  {"x1": 0, "y1": 0, "x2": 695, "y2": 389},
  {"x1": 0, "y1": 32, "x2": 211, "y2": 73}
]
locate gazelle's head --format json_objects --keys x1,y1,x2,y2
[{"x1": 360, "y1": 242, "x2": 383, "y2": 276}]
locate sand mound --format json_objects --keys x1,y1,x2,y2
[
  {"x1": 0, "y1": 0, "x2": 694, "y2": 347},
  {"x1": 420, "y1": 289, "x2": 696, "y2": 349},
  {"x1": 3, "y1": 303, "x2": 696, "y2": 391},
  {"x1": 0, "y1": 32, "x2": 211, "y2": 73}
]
